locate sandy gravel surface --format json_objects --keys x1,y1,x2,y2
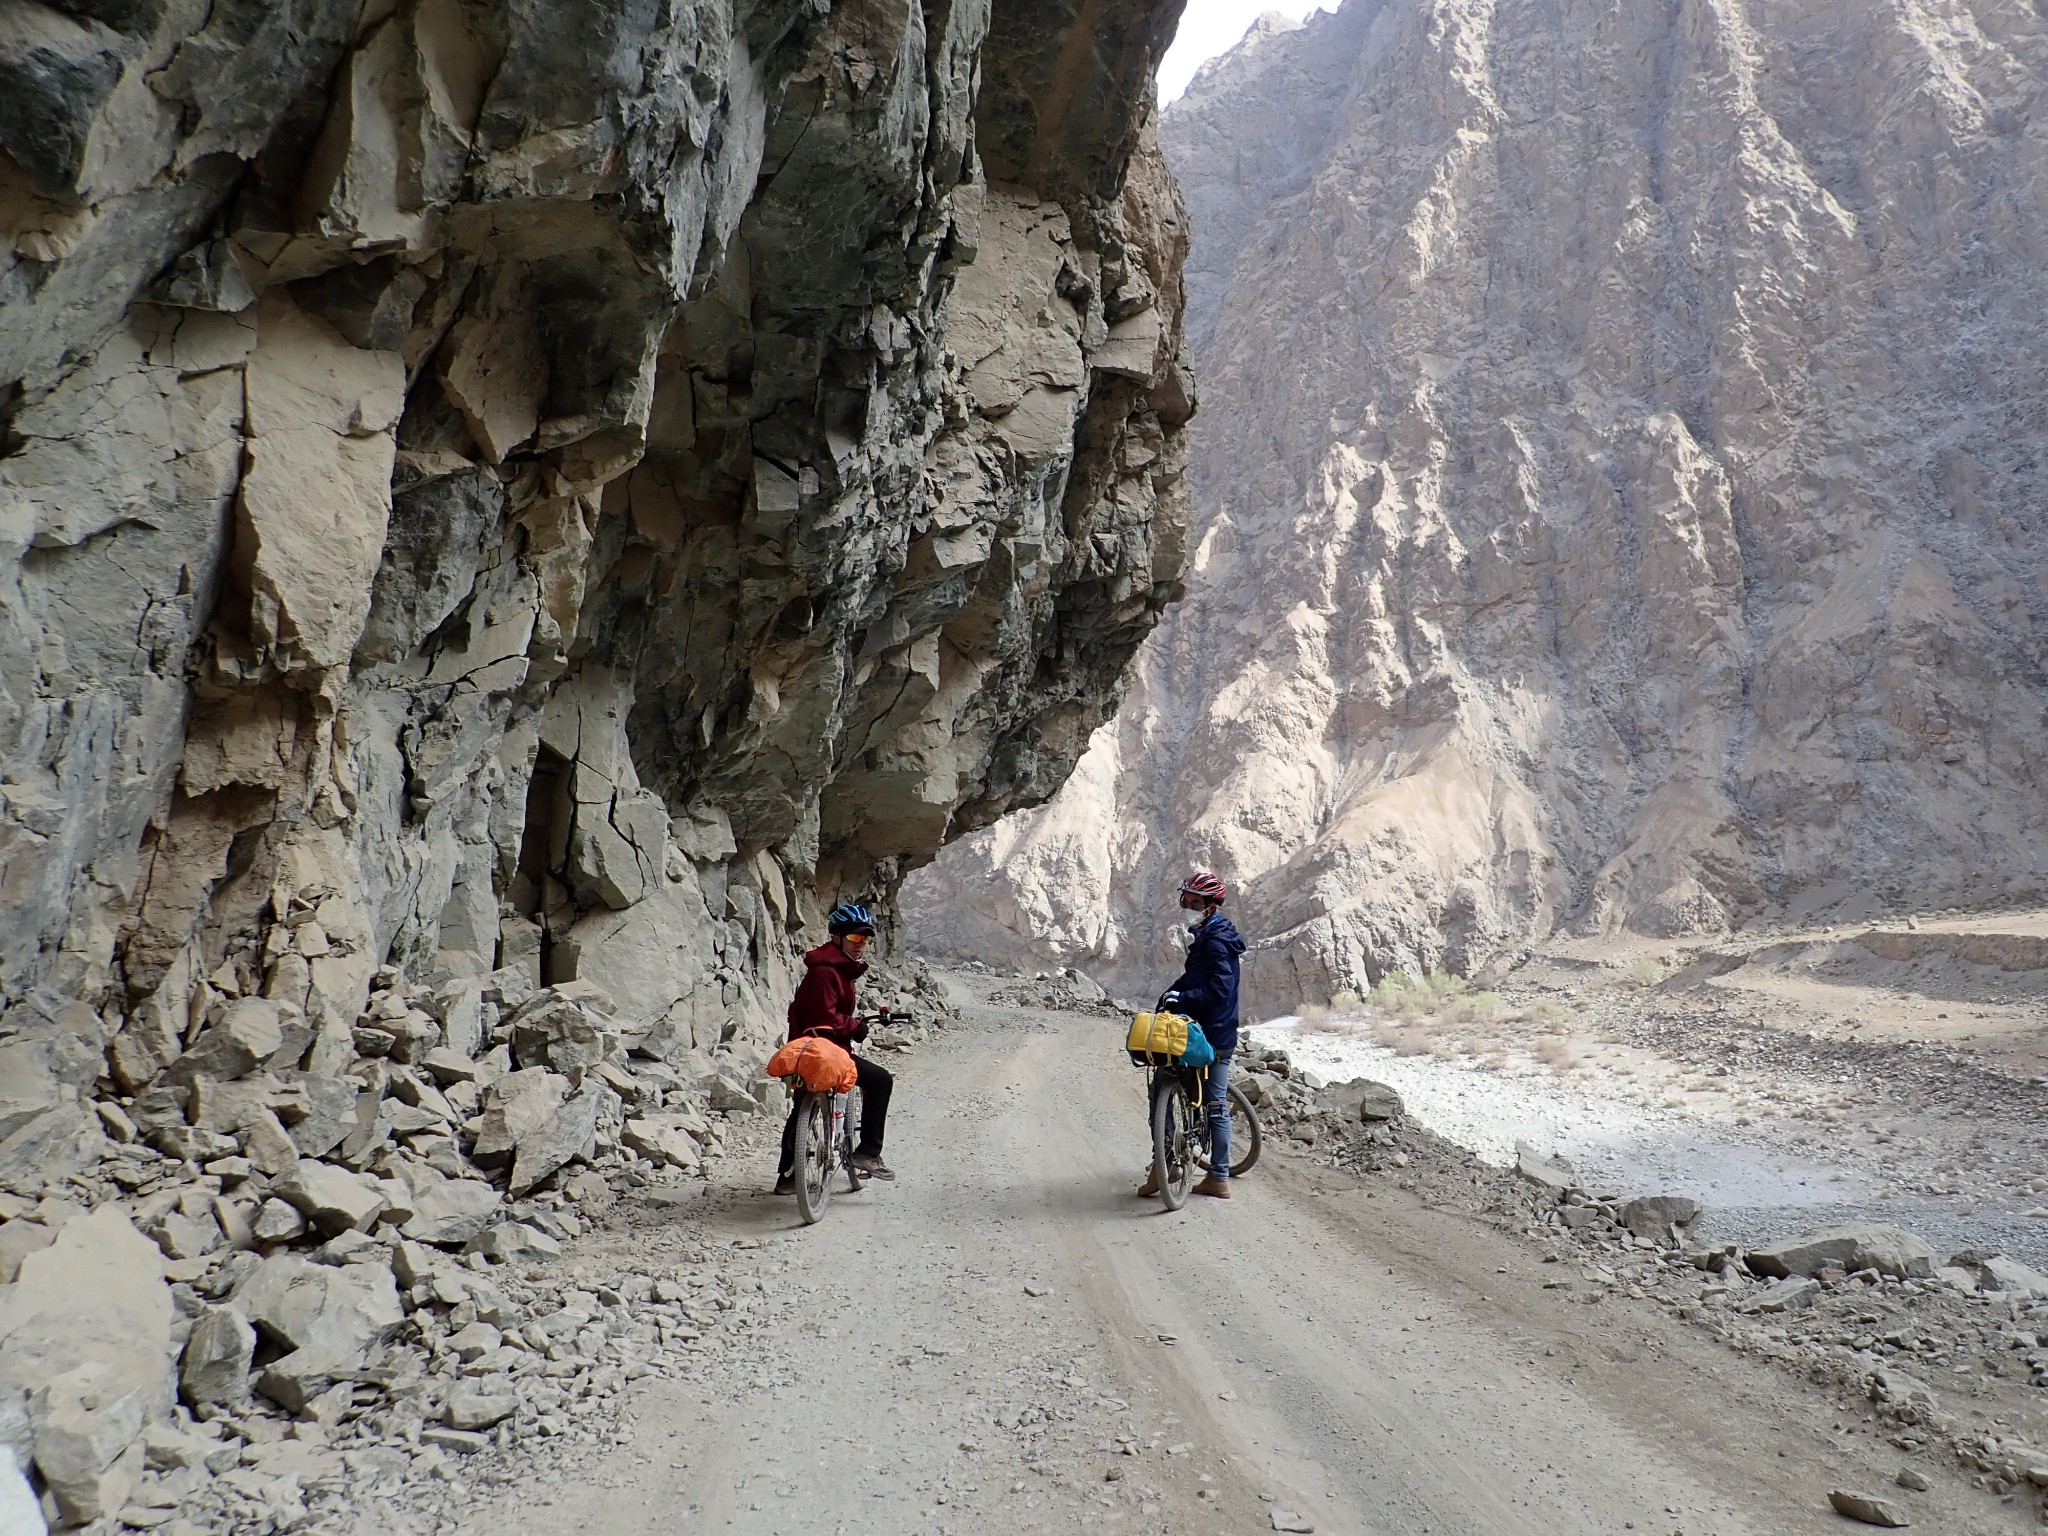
[{"x1": 461, "y1": 975, "x2": 2021, "y2": 1536}]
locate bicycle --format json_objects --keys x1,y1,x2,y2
[{"x1": 786, "y1": 1011, "x2": 904, "y2": 1226}]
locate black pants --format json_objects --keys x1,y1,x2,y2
[{"x1": 779, "y1": 1055, "x2": 892, "y2": 1176}]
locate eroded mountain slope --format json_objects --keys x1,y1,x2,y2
[{"x1": 908, "y1": 0, "x2": 2048, "y2": 1014}]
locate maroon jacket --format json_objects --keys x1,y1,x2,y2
[{"x1": 787, "y1": 943, "x2": 866, "y2": 1044}]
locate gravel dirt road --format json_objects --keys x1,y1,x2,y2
[{"x1": 476, "y1": 978, "x2": 2014, "y2": 1535}]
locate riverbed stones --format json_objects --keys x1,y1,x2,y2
[{"x1": 1747, "y1": 1225, "x2": 1936, "y2": 1281}]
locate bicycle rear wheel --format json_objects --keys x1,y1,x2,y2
[
  {"x1": 1228, "y1": 1084, "x2": 1262, "y2": 1177},
  {"x1": 1150, "y1": 1077, "x2": 1195, "y2": 1210},
  {"x1": 842, "y1": 1087, "x2": 864, "y2": 1193},
  {"x1": 793, "y1": 1092, "x2": 834, "y2": 1225},
  {"x1": 1192, "y1": 1083, "x2": 1263, "y2": 1178}
]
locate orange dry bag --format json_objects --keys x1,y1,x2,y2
[{"x1": 765, "y1": 1035, "x2": 858, "y2": 1093}]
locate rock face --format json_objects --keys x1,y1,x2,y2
[
  {"x1": 908, "y1": 0, "x2": 2048, "y2": 1013},
  {"x1": 0, "y1": 1, "x2": 1190, "y2": 1052}
]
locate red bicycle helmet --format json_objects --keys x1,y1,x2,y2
[{"x1": 1179, "y1": 870, "x2": 1228, "y2": 902}]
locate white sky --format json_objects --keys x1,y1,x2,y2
[{"x1": 1156, "y1": 0, "x2": 1330, "y2": 103}]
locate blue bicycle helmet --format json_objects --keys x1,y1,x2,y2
[{"x1": 827, "y1": 901, "x2": 876, "y2": 936}]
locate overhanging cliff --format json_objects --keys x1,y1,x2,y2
[{"x1": 0, "y1": 0, "x2": 1192, "y2": 1061}]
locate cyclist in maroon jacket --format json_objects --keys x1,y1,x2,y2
[{"x1": 775, "y1": 903, "x2": 895, "y2": 1191}]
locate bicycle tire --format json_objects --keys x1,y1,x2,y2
[
  {"x1": 1228, "y1": 1084, "x2": 1262, "y2": 1176},
  {"x1": 794, "y1": 1092, "x2": 833, "y2": 1225},
  {"x1": 1189, "y1": 1082, "x2": 1263, "y2": 1178},
  {"x1": 842, "y1": 1086, "x2": 864, "y2": 1194},
  {"x1": 1151, "y1": 1077, "x2": 1194, "y2": 1210}
]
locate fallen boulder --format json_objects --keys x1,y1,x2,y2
[
  {"x1": 177, "y1": 1306, "x2": 254, "y2": 1410},
  {"x1": 509, "y1": 1086, "x2": 608, "y2": 1195},
  {"x1": 1739, "y1": 1276, "x2": 1820, "y2": 1314},
  {"x1": 398, "y1": 1171, "x2": 501, "y2": 1247},
  {"x1": 1514, "y1": 1141, "x2": 1578, "y2": 1196},
  {"x1": 28, "y1": 1363, "x2": 147, "y2": 1525},
  {"x1": 1828, "y1": 1489, "x2": 1909, "y2": 1527},
  {"x1": 465, "y1": 1222, "x2": 562, "y2": 1267},
  {"x1": 506, "y1": 991, "x2": 618, "y2": 1073},
  {"x1": 1963, "y1": 1253, "x2": 2048, "y2": 1299},
  {"x1": 233, "y1": 1256, "x2": 404, "y2": 1412},
  {"x1": 156, "y1": 999, "x2": 286, "y2": 1087},
  {"x1": 0, "y1": 1209, "x2": 175, "y2": 1419},
  {"x1": 1747, "y1": 1224, "x2": 1935, "y2": 1281},
  {"x1": 622, "y1": 1116, "x2": 703, "y2": 1171},
  {"x1": 469, "y1": 1070, "x2": 569, "y2": 1166},
  {"x1": 269, "y1": 1163, "x2": 387, "y2": 1235},
  {"x1": 1618, "y1": 1194, "x2": 1702, "y2": 1241}
]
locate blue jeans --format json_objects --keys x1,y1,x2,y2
[{"x1": 1153, "y1": 1051, "x2": 1232, "y2": 1180}]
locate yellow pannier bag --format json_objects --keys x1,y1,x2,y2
[{"x1": 1125, "y1": 1011, "x2": 1190, "y2": 1066}]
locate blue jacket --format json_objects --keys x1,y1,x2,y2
[{"x1": 1169, "y1": 912, "x2": 1246, "y2": 1052}]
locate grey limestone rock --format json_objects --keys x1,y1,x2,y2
[
  {"x1": 1618, "y1": 1194, "x2": 1703, "y2": 1241},
  {"x1": 176, "y1": 1306, "x2": 254, "y2": 1410},
  {"x1": 232, "y1": 1256, "x2": 404, "y2": 1412},
  {"x1": 268, "y1": 1163, "x2": 387, "y2": 1236},
  {"x1": 465, "y1": 1222, "x2": 562, "y2": 1268},
  {"x1": 398, "y1": 1172, "x2": 500, "y2": 1248},
  {"x1": 508, "y1": 1086, "x2": 609, "y2": 1196},
  {"x1": 1513, "y1": 1142, "x2": 1579, "y2": 1198},
  {"x1": 1747, "y1": 1225, "x2": 1936, "y2": 1282}
]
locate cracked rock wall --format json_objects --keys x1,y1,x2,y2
[
  {"x1": 907, "y1": 0, "x2": 2048, "y2": 1016},
  {"x1": 0, "y1": 0, "x2": 1191, "y2": 1064}
]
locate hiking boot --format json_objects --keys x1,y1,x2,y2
[
  {"x1": 850, "y1": 1152, "x2": 895, "y2": 1181},
  {"x1": 773, "y1": 1174, "x2": 795, "y2": 1196},
  {"x1": 1135, "y1": 1169, "x2": 1161, "y2": 1197},
  {"x1": 1193, "y1": 1176, "x2": 1231, "y2": 1199}
]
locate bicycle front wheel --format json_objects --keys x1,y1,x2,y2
[
  {"x1": 1150, "y1": 1077, "x2": 1195, "y2": 1211},
  {"x1": 794, "y1": 1093, "x2": 834, "y2": 1225}
]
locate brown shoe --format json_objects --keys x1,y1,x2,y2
[
  {"x1": 1194, "y1": 1176, "x2": 1231, "y2": 1199},
  {"x1": 1135, "y1": 1170, "x2": 1161, "y2": 1197}
]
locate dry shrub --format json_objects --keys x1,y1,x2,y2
[
  {"x1": 1371, "y1": 1021, "x2": 1438, "y2": 1057},
  {"x1": 1623, "y1": 957, "x2": 1665, "y2": 988},
  {"x1": 1368, "y1": 971, "x2": 1502, "y2": 1025},
  {"x1": 1530, "y1": 1033, "x2": 1578, "y2": 1071}
]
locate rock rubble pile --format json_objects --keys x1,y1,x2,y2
[{"x1": 0, "y1": 958, "x2": 950, "y2": 1533}]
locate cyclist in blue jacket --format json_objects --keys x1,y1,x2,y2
[{"x1": 1139, "y1": 871, "x2": 1246, "y2": 1200}]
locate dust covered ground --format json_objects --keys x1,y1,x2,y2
[{"x1": 378, "y1": 964, "x2": 2048, "y2": 1536}]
